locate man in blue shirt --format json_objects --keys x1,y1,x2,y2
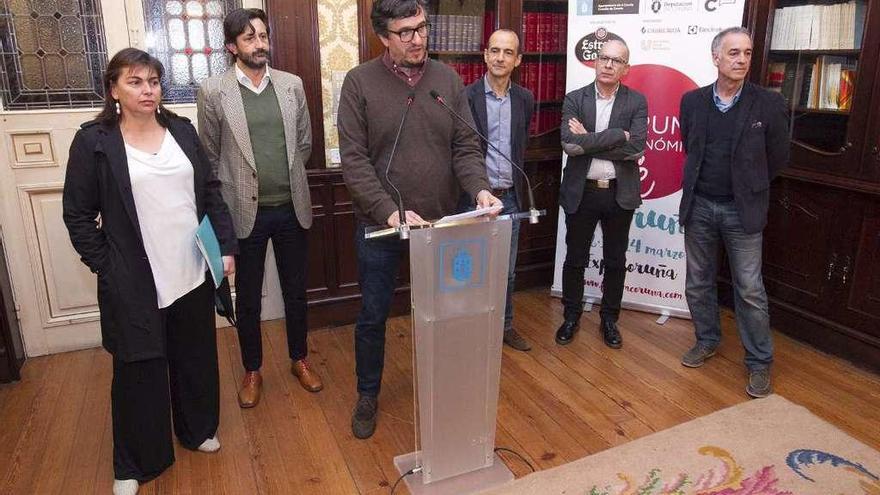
[{"x1": 464, "y1": 29, "x2": 535, "y2": 351}]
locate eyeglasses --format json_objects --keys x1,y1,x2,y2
[
  {"x1": 387, "y1": 23, "x2": 430, "y2": 43},
  {"x1": 597, "y1": 55, "x2": 628, "y2": 67}
]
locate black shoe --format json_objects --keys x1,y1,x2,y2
[
  {"x1": 351, "y1": 394, "x2": 378, "y2": 439},
  {"x1": 600, "y1": 319, "x2": 622, "y2": 349},
  {"x1": 555, "y1": 320, "x2": 580, "y2": 345}
]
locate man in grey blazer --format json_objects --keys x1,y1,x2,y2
[
  {"x1": 197, "y1": 8, "x2": 322, "y2": 409},
  {"x1": 556, "y1": 39, "x2": 647, "y2": 349}
]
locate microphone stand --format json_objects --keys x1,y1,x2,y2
[
  {"x1": 429, "y1": 90, "x2": 542, "y2": 225},
  {"x1": 384, "y1": 92, "x2": 416, "y2": 239}
]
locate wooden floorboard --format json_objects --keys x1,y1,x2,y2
[{"x1": 1, "y1": 288, "x2": 879, "y2": 494}]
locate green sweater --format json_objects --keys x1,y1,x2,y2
[{"x1": 240, "y1": 82, "x2": 291, "y2": 206}]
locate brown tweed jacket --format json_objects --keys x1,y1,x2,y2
[{"x1": 197, "y1": 67, "x2": 312, "y2": 237}]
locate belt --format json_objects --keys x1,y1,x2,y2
[
  {"x1": 585, "y1": 178, "x2": 615, "y2": 189},
  {"x1": 490, "y1": 187, "x2": 513, "y2": 197}
]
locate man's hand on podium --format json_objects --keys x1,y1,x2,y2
[
  {"x1": 387, "y1": 210, "x2": 428, "y2": 228},
  {"x1": 476, "y1": 190, "x2": 502, "y2": 217}
]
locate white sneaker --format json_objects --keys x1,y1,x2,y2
[
  {"x1": 112, "y1": 479, "x2": 138, "y2": 495},
  {"x1": 197, "y1": 435, "x2": 220, "y2": 453}
]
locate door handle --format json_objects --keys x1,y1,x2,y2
[
  {"x1": 826, "y1": 253, "x2": 837, "y2": 282},
  {"x1": 840, "y1": 255, "x2": 851, "y2": 285}
]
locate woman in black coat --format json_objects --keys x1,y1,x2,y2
[{"x1": 62, "y1": 48, "x2": 237, "y2": 495}]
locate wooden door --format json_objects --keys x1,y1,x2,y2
[
  {"x1": 843, "y1": 202, "x2": 880, "y2": 338},
  {"x1": 761, "y1": 179, "x2": 840, "y2": 315}
]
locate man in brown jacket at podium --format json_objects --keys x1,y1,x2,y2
[{"x1": 337, "y1": 0, "x2": 500, "y2": 439}]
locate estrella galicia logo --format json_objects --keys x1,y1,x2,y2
[
  {"x1": 451, "y1": 248, "x2": 472, "y2": 282},
  {"x1": 575, "y1": 28, "x2": 625, "y2": 67},
  {"x1": 688, "y1": 25, "x2": 698, "y2": 34},
  {"x1": 651, "y1": 0, "x2": 661, "y2": 12}
]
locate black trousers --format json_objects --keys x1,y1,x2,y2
[
  {"x1": 561, "y1": 181, "x2": 635, "y2": 322},
  {"x1": 235, "y1": 203, "x2": 309, "y2": 371},
  {"x1": 111, "y1": 277, "x2": 218, "y2": 481}
]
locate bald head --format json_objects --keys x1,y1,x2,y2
[
  {"x1": 487, "y1": 29, "x2": 521, "y2": 55},
  {"x1": 599, "y1": 39, "x2": 629, "y2": 62},
  {"x1": 484, "y1": 28, "x2": 522, "y2": 84}
]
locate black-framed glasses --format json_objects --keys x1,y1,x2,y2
[
  {"x1": 387, "y1": 23, "x2": 430, "y2": 43},
  {"x1": 597, "y1": 55, "x2": 628, "y2": 67}
]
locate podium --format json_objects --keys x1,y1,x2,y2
[{"x1": 371, "y1": 215, "x2": 523, "y2": 494}]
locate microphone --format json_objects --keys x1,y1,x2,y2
[
  {"x1": 429, "y1": 90, "x2": 540, "y2": 224},
  {"x1": 384, "y1": 91, "x2": 416, "y2": 239}
]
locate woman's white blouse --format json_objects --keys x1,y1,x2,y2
[{"x1": 125, "y1": 130, "x2": 206, "y2": 309}]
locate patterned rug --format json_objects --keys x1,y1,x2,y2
[{"x1": 479, "y1": 395, "x2": 880, "y2": 495}]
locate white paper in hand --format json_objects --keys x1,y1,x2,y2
[{"x1": 435, "y1": 205, "x2": 503, "y2": 225}]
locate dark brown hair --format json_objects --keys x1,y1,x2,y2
[
  {"x1": 95, "y1": 47, "x2": 175, "y2": 126},
  {"x1": 371, "y1": 0, "x2": 428, "y2": 37},
  {"x1": 224, "y1": 8, "x2": 270, "y2": 57}
]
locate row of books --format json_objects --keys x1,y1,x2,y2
[
  {"x1": 529, "y1": 108, "x2": 562, "y2": 136},
  {"x1": 767, "y1": 57, "x2": 856, "y2": 111},
  {"x1": 520, "y1": 62, "x2": 566, "y2": 102},
  {"x1": 521, "y1": 13, "x2": 568, "y2": 53},
  {"x1": 428, "y1": 14, "x2": 485, "y2": 52},
  {"x1": 770, "y1": 0, "x2": 866, "y2": 51},
  {"x1": 447, "y1": 62, "x2": 486, "y2": 86}
]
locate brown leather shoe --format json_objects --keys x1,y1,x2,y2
[
  {"x1": 238, "y1": 371, "x2": 262, "y2": 408},
  {"x1": 291, "y1": 359, "x2": 323, "y2": 392}
]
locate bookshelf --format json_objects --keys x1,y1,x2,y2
[
  {"x1": 427, "y1": 0, "x2": 496, "y2": 85},
  {"x1": 515, "y1": 0, "x2": 567, "y2": 148},
  {"x1": 764, "y1": 0, "x2": 866, "y2": 154},
  {"x1": 747, "y1": 0, "x2": 880, "y2": 370}
]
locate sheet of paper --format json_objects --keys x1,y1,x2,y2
[{"x1": 434, "y1": 205, "x2": 502, "y2": 225}]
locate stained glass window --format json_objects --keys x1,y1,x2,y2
[
  {"x1": 0, "y1": 0, "x2": 108, "y2": 110},
  {"x1": 143, "y1": 0, "x2": 239, "y2": 103}
]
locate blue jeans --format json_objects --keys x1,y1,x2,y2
[
  {"x1": 354, "y1": 222, "x2": 407, "y2": 397},
  {"x1": 684, "y1": 195, "x2": 772, "y2": 370},
  {"x1": 458, "y1": 189, "x2": 521, "y2": 330}
]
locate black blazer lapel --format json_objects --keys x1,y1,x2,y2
[
  {"x1": 96, "y1": 126, "x2": 143, "y2": 241},
  {"x1": 511, "y1": 86, "x2": 524, "y2": 152},
  {"x1": 582, "y1": 83, "x2": 598, "y2": 131},
  {"x1": 729, "y1": 83, "x2": 757, "y2": 158},
  {"x1": 699, "y1": 85, "x2": 713, "y2": 148},
  {"x1": 608, "y1": 85, "x2": 627, "y2": 128},
  {"x1": 472, "y1": 78, "x2": 489, "y2": 138}
]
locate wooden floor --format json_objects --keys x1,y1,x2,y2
[{"x1": 2, "y1": 288, "x2": 879, "y2": 494}]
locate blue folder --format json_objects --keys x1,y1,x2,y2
[{"x1": 195, "y1": 216, "x2": 224, "y2": 288}]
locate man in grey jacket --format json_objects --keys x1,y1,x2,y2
[
  {"x1": 555, "y1": 39, "x2": 648, "y2": 349},
  {"x1": 197, "y1": 8, "x2": 321, "y2": 409}
]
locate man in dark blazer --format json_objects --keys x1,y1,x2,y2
[
  {"x1": 678, "y1": 27, "x2": 790, "y2": 398},
  {"x1": 556, "y1": 39, "x2": 647, "y2": 349},
  {"x1": 464, "y1": 28, "x2": 535, "y2": 351}
]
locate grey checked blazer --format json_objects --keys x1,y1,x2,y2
[{"x1": 197, "y1": 67, "x2": 313, "y2": 237}]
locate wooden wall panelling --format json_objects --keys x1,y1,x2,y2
[
  {"x1": 266, "y1": 0, "x2": 326, "y2": 169},
  {"x1": 357, "y1": 0, "x2": 384, "y2": 61},
  {"x1": 761, "y1": 180, "x2": 840, "y2": 316},
  {"x1": 844, "y1": 202, "x2": 880, "y2": 337}
]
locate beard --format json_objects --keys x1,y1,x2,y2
[
  {"x1": 399, "y1": 49, "x2": 426, "y2": 68},
  {"x1": 239, "y1": 49, "x2": 270, "y2": 70}
]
